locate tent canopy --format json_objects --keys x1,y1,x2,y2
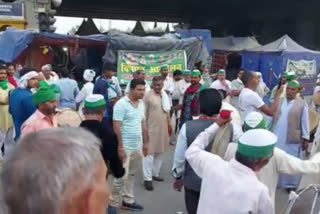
[
  {"x1": 212, "y1": 36, "x2": 261, "y2": 52},
  {"x1": 242, "y1": 35, "x2": 320, "y2": 95},
  {"x1": 103, "y1": 31, "x2": 210, "y2": 69},
  {"x1": 246, "y1": 34, "x2": 320, "y2": 54},
  {"x1": 0, "y1": 28, "x2": 108, "y2": 63}
]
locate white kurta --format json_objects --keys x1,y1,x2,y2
[
  {"x1": 224, "y1": 143, "x2": 320, "y2": 213},
  {"x1": 75, "y1": 82, "x2": 94, "y2": 118},
  {"x1": 231, "y1": 78, "x2": 244, "y2": 109},
  {"x1": 185, "y1": 123, "x2": 273, "y2": 214},
  {"x1": 239, "y1": 88, "x2": 265, "y2": 124},
  {"x1": 177, "y1": 79, "x2": 191, "y2": 104},
  {"x1": 273, "y1": 99, "x2": 310, "y2": 188},
  {"x1": 163, "y1": 76, "x2": 174, "y2": 95}
]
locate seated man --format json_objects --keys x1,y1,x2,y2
[{"x1": 1, "y1": 127, "x2": 109, "y2": 214}]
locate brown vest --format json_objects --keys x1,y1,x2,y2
[{"x1": 273, "y1": 98, "x2": 305, "y2": 144}]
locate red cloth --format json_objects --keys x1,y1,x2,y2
[{"x1": 7, "y1": 76, "x2": 17, "y2": 88}]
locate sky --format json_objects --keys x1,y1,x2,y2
[{"x1": 54, "y1": 16, "x2": 176, "y2": 34}]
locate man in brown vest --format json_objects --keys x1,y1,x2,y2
[{"x1": 272, "y1": 80, "x2": 310, "y2": 191}]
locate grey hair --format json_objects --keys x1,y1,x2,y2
[
  {"x1": 41, "y1": 64, "x2": 52, "y2": 71},
  {"x1": 0, "y1": 127, "x2": 102, "y2": 214}
]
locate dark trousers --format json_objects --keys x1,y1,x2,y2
[{"x1": 184, "y1": 187, "x2": 200, "y2": 214}]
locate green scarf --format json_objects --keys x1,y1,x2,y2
[{"x1": 0, "y1": 79, "x2": 8, "y2": 90}]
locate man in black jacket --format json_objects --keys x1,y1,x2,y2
[{"x1": 80, "y1": 94, "x2": 125, "y2": 178}]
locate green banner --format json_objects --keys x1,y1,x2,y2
[{"x1": 117, "y1": 50, "x2": 187, "y2": 85}]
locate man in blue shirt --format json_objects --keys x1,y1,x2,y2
[
  {"x1": 55, "y1": 68, "x2": 79, "y2": 110},
  {"x1": 93, "y1": 64, "x2": 122, "y2": 119},
  {"x1": 9, "y1": 69, "x2": 40, "y2": 139}
]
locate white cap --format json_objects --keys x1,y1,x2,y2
[
  {"x1": 243, "y1": 112, "x2": 267, "y2": 132},
  {"x1": 237, "y1": 129, "x2": 277, "y2": 158},
  {"x1": 83, "y1": 69, "x2": 96, "y2": 82}
]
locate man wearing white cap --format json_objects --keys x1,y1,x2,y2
[
  {"x1": 225, "y1": 112, "x2": 320, "y2": 213},
  {"x1": 272, "y1": 80, "x2": 310, "y2": 190},
  {"x1": 186, "y1": 119, "x2": 276, "y2": 214},
  {"x1": 76, "y1": 69, "x2": 96, "y2": 118},
  {"x1": 40, "y1": 64, "x2": 59, "y2": 84},
  {"x1": 210, "y1": 69, "x2": 232, "y2": 103},
  {"x1": 160, "y1": 64, "x2": 174, "y2": 96}
]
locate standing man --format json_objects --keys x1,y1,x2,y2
[
  {"x1": 231, "y1": 69, "x2": 244, "y2": 108},
  {"x1": 225, "y1": 111, "x2": 320, "y2": 213},
  {"x1": 55, "y1": 68, "x2": 79, "y2": 110},
  {"x1": 239, "y1": 69, "x2": 282, "y2": 123},
  {"x1": 186, "y1": 128, "x2": 275, "y2": 214},
  {"x1": 93, "y1": 64, "x2": 122, "y2": 119},
  {"x1": 21, "y1": 86, "x2": 58, "y2": 136},
  {"x1": 270, "y1": 73, "x2": 287, "y2": 101},
  {"x1": 76, "y1": 69, "x2": 96, "y2": 118},
  {"x1": 124, "y1": 70, "x2": 151, "y2": 95},
  {"x1": 177, "y1": 70, "x2": 191, "y2": 103},
  {"x1": 160, "y1": 64, "x2": 174, "y2": 96},
  {"x1": 0, "y1": 65, "x2": 14, "y2": 159},
  {"x1": 172, "y1": 88, "x2": 225, "y2": 214},
  {"x1": 171, "y1": 70, "x2": 183, "y2": 109},
  {"x1": 9, "y1": 69, "x2": 39, "y2": 139},
  {"x1": 143, "y1": 77, "x2": 170, "y2": 191},
  {"x1": 40, "y1": 64, "x2": 59, "y2": 84},
  {"x1": 272, "y1": 80, "x2": 310, "y2": 190},
  {"x1": 210, "y1": 69, "x2": 232, "y2": 103},
  {"x1": 108, "y1": 79, "x2": 147, "y2": 213},
  {"x1": 6, "y1": 63, "x2": 18, "y2": 88},
  {"x1": 80, "y1": 94, "x2": 125, "y2": 179},
  {"x1": 179, "y1": 70, "x2": 203, "y2": 128}
]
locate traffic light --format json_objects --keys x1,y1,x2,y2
[{"x1": 38, "y1": 9, "x2": 56, "y2": 33}]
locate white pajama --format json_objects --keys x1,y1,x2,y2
[{"x1": 142, "y1": 153, "x2": 164, "y2": 181}]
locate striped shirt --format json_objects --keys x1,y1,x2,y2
[{"x1": 113, "y1": 96, "x2": 145, "y2": 152}]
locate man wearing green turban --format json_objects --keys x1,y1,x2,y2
[
  {"x1": 272, "y1": 79, "x2": 310, "y2": 190},
  {"x1": 21, "y1": 86, "x2": 58, "y2": 136}
]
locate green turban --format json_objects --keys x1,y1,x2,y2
[
  {"x1": 33, "y1": 86, "x2": 56, "y2": 105},
  {"x1": 191, "y1": 69, "x2": 201, "y2": 77},
  {"x1": 287, "y1": 80, "x2": 300, "y2": 88},
  {"x1": 183, "y1": 70, "x2": 191, "y2": 75},
  {"x1": 160, "y1": 64, "x2": 169, "y2": 70},
  {"x1": 217, "y1": 69, "x2": 226, "y2": 75}
]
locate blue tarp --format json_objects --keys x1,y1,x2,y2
[
  {"x1": 242, "y1": 35, "x2": 320, "y2": 94},
  {"x1": 177, "y1": 29, "x2": 212, "y2": 54},
  {"x1": 0, "y1": 28, "x2": 108, "y2": 63}
]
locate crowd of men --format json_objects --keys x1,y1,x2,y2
[{"x1": 0, "y1": 61, "x2": 319, "y2": 214}]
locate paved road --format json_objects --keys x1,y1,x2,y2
[{"x1": 112, "y1": 146, "x2": 318, "y2": 214}]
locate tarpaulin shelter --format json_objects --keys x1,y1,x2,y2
[
  {"x1": 103, "y1": 31, "x2": 210, "y2": 69},
  {"x1": 0, "y1": 28, "x2": 108, "y2": 71},
  {"x1": 242, "y1": 35, "x2": 320, "y2": 94},
  {"x1": 177, "y1": 29, "x2": 212, "y2": 55},
  {"x1": 211, "y1": 36, "x2": 261, "y2": 75}
]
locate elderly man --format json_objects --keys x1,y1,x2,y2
[
  {"x1": 143, "y1": 76, "x2": 171, "y2": 191},
  {"x1": 186, "y1": 124, "x2": 276, "y2": 213},
  {"x1": 9, "y1": 68, "x2": 40, "y2": 139},
  {"x1": 224, "y1": 112, "x2": 320, "y2": 213},
  {"x1": 1, "y1": 127, "x2": 109, "y2": 214},
  {"x1": 40, "y1": 64, "x2": 59, "y2": 84},
  {"x1": 21, "y1": 85, "x2": 58, "y2": 136},
  {"x1": 272, "y1": 80, "x2": 310, "y2": 190}
]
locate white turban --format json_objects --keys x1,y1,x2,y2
[
  {"x1": 83, "y1": 69, "x2": 96, "y2": 82},
  {"x1": 41, "y1": 64, "x2": 52, "y2": 71},
  {"x1": 18, "y1": 71, "x2": 39, "y2": 89}
]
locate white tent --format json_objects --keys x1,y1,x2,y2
[
  {"x1": 246, "y1": 34, "x2": 320, "y2": 54},
  {"x1": 212, "y1": 36, "x2": 261, "y2": 51}
]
